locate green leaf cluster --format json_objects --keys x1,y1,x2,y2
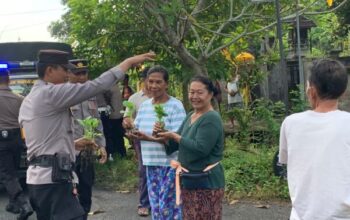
[
  {"x1": 122, "y1": 101, "x2": 136, "y2": 118},
  {"x1": 154, "y1": 104, "x2": 168, "y2": 122},
  {"x1": 77, "y1": 116, "x2": 102, "y2": 141},
  {"x1": 225, "y1": 98, "x2": 285, "y2": 149}
]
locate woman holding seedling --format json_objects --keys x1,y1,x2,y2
[
  {"x1": 122, "y1": 67, "x2": 152, "y2": 217},
  {"x1": 157, "y1": 75, "x2": 225, "y2": 220},
  {"x1": 131, "y1": 66, "x2": 186, "y2": 220}
]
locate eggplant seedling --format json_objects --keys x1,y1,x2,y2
[
  {"x1": 121, "y1": 101, "x2": 138, "y2": 134},
  {"x1": 152, "y1": 104, "x2": 168, "y2": 136},
  {"x1": 77, "y1": 116, "x2": 102, "y2": 171}
]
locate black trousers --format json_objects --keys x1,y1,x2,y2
[
  {"x1": 109, "y1": 118, "x2": 126, "y2": 157},
  {"x1": 100, "y1": 112, "x2": 114, "y2": 155},
  {"x1": 28, "y1": 183, "x2": 85, "y2": 220},
  {"x1": 75, "y1": 155, "x2": 95, "y2": 220},
  {"x1": 0, "y1": 132, "x2": 24, "y2": 203}
]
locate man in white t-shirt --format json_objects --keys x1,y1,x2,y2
[{"x1": 279, "y1": 58, "x2": 350, "y2": 220}]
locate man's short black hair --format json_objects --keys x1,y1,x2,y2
[
  {"x1": 36, "y1": 63, "x2": 61, "y2": 79},
  {"x1": 147, "y1": 65, "x2": 169, "y2": 83},
  {"x1": 139, "y1": 66, "x2": 150, "y2": 79},
  {"x1": 309, "y1": 58, "x2": 348, "y2": 100}
]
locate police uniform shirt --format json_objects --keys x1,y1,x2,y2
[
  {"x1": 70, "y1": 96, "x2": 106, "y2": 151},
  {"x1": 109, "y1": 84, "x2": 123, "y2": 119},
  {"x1": 0, "y1": 85, "x2": 23, "y2": 129},
  {"x1": 19, "y1": 66, "x2": 124, "y2": 185},
  {"x1": 96, "y1": 93, "x2": 108, "y2": 108}
]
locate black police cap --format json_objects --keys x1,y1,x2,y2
[
  {"x1": 37, "y1": 49, "x2": 75, "y2": 69},
  {"x1": 69, "y1": 59, "x2": 88, "y2": 74}
]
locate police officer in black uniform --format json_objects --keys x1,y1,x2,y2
[
  {"x1": 68, "y1": 59, "x2": 108, "y2": 220},
  {"x1": 0, "y1": 68, "x2": 33, "y2": 220}
]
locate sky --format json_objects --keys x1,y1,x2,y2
[{"x1": 0, "y1": 0, "x2": 66, "y2": 42}]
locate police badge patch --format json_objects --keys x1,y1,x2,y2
[{"x1": 1, "y1": 130, "x2": 8, "y2": 138}]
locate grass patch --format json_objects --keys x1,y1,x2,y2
[
  {"x1": 223, "y1": 138, "x2": 289, "y2": 200},
  {"x1": 94, "y1": 150, "x2": 138, "y2": 191}
]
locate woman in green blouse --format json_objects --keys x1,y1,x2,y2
[{"x1": 158, "y1": 75, "x2": 225, "y2": 220}]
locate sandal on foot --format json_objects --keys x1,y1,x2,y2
[{"x1": 137, "y1": 207, "x2": 149, "y2": 217}]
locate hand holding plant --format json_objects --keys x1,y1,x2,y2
[
  {"x1": 77, "y1": 116, "x2": 103, "y2": 171},
  {"x1": 121, "y1": 101, "x2": 138, "y2": 135},
  {"x1": 152, "y1": 104, "x2": 167, "y2": 137},
  {"x1": 122, "y1": 101, "x2": 136, "y2": 119}
]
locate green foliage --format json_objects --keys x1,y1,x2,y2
[
  {"x1": 95, "y1": 153, "x2": 138, "y2": 191},
  {"x1": 225, "y1": 98, "x2": 285, "y2": 149},
  {"x1": 310, "y1": 13, "x2": 344, "y2": 55},
  {"x1": 223, "y1": 138, "x2": 289, "y2": 200},
  {"x1": 226, "y1": 107, "x2": 253, "y2": 148},
  {"x1": 238, "y1": 63, "x2": 267, "y2": 94},
  {"x1": 154, "y1": 104, "x2": 168, "y2": 122},
  {"x1": 122, "y1": 101, "x2": 136, "y2": 118},
  {"x1": 335, "y1": 0, "x2": 350, "y2": 37},
  {"x1": 289, "y1": 85, "x2": 309, "y2": 114},
  {"x1": 253, "y1": 99, "x2": 285, "y2": 145},
  {"x1": 77, "y1": 116, "x2": 102, "y2": 141}
]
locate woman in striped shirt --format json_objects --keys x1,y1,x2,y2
[{"x1": 132, "y1": 66, "x2": 186, "y2": 220}]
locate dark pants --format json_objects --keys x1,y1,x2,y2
[
  {"x1": 28, "y1": 183, "x2": 85, "y2": 220},
  {"x1": 75, "y1": 155, "x2": 95, "y2": 220},
  {"x1": 0, "y1": 130, "x2": 25, "y2": 204},
  {"x1": 100, "y1": 112, "x2": 114, "y2": 154},
  {"x1": 134, "y1": 140, "x2": 150, "y2": 209},
  {"x1": 109, "y1": 118, "x2": 126, "y2": 157}
]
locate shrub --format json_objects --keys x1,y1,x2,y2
[
  {"x1": 223, "y1": 138, "x2": 289, "y2": 200},
  {"x1": 94, "y1": 151, "x2": 138, "y2": 191}
]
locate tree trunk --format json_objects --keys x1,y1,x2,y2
[
  {"x1": 182, "y1": 80, "x2": 190, "y2": 111},
  {"x1": 174, "y1": 44, "x2": 208, "y2": 76}
]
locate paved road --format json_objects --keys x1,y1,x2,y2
[{"x1": 0, "y1": 188, "x2": 291, "y2": 220}]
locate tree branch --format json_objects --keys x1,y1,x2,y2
[
  {"x1": 190, "y1": 25, "x2": 205, "y2": 54},
  {"x1": 304, "y1": 0, "x2": 349, "y2": 15},
  {"x1": 205, "y1": 2, "x2": 249, "y2": 55},
  {"x1": 191, "y1": 0, "x2": 212, "y2": 16},
  {"x1": 207, "y1": 4, "x2": 257, "y2": 57}
]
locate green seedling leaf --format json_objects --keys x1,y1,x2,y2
[
  {"x1": 78, "y1": 116, "x2": 101, "y2": 141},
  {"x1": 154, "y1": 104, "x2": 167, "y2": 122},
  {"x1": 122, "y1": 101, "x2": 136, "y2": 119}
]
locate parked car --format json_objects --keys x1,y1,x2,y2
[
  {"x1": 0, "y1": 42, "x2": 74, "y2": 185},
  {"x1": 8, "y1": 62, "x2": 38, "y2": 181}
]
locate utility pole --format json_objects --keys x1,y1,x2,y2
[
  {"x1": 275, "y1": 0, "x2": 288, "y2": 107},
  {"x1": 296, "y1": 0, "x2": 305, "y2": 100}
]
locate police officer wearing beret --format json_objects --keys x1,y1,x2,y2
[
  {"x1": 68, "y1": 59, "x2": 108, "y2": 220},
  {"x1": 0, "y1": 68, "x2": 33, "y2": 220},
  {"x1": 18, "y1": 49, "x2": 155, "y2": 220}
]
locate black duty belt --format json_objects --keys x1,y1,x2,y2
[
  {"x1": 29, "y1": 154, "x2": 75, "y2": 170},
  {"x1": 28, "y1": 155, "x2": 55, "y2": 167},
  {"x1": 0, "y1": 128, "x2": 20, "y2": 141}
]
